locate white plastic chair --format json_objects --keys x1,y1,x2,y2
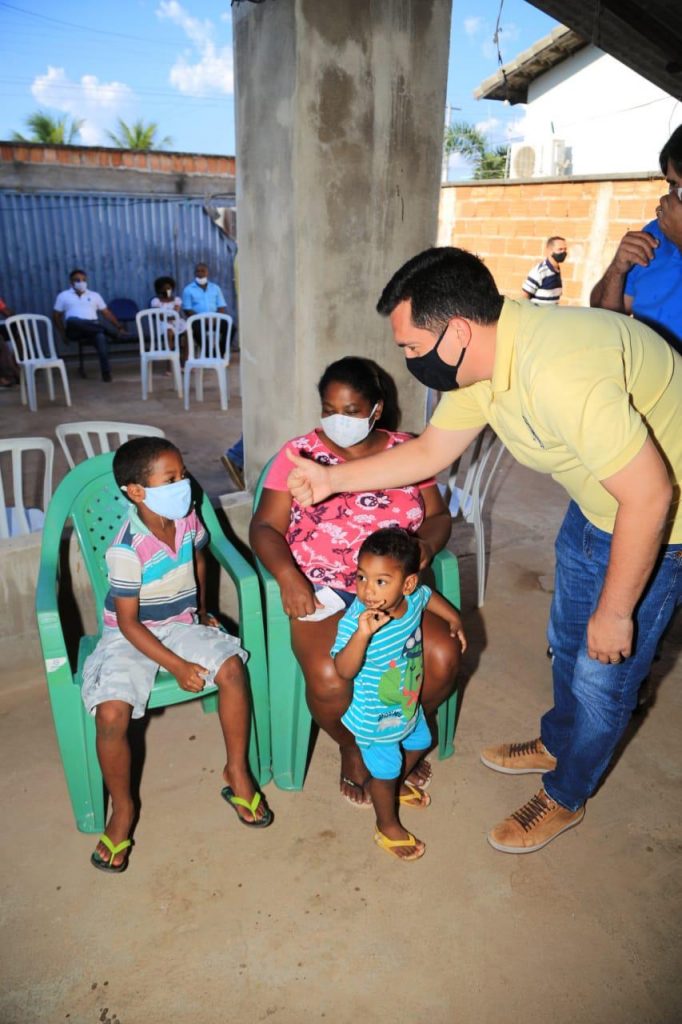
[
  {"x1": 0, "y1": 437, "x2": 54, "y2": 540},
  {"x1": 445, "y1": 428, "x2": 506, "y2": 607},
  {"x1": 136, "y1": 309, "x2": 183, "y2": 401},
  {"x1": 55, "y1": 421, "x2": 166, "y2": 470},
  {"x1": 184, "y1": 313, "x2": 233, "y2": 412},
  {"x1": 5, "y1": 314, "x2": 72, "y2": 413}
]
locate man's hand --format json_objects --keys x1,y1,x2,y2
[
  {"x1": 610, "y1": 230, "x2": 658, "y2": 273},
  {"x1": 656, "y1": 189, "x2": 682, "y2": 249},
  {"x1": 286, "y1": 449, "x2": 333, "y2": 507},
  {"x1": 174, "y1": 659, "x2": 209, "y2": 692},
  {"x1": 586, "y1": 607, "x2": 633, "y2": 664}
]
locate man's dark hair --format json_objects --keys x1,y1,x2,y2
[
  {"x1": 376, "y1": 247, "x2": 503, "y2": 329},
  {"x1": 154, "y1": 275, "x2": 176, "y2": 294},
  {"x1": 113, "y1": 437, "x2": 180, "y2": 493},
  {"x1": 546, "y1": 236, "x2": 565, "y2": 248},
  {"x1": 659, "y1": 125, "x2": 682, "y2": 177},
  {"x1": 317, "y1": 356, "x2": 401, "y2": 431},
  {"x1": 69, "y1": 268, "x2": 86, "y2": 280},
  {"x1": 358, "y1": 527, "x2": 420, "y2": 577}
]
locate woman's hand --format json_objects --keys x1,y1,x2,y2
[
  {"x1": 417, "y1": 538, "x2": 434, "y2": 569},
  {"x1": 278, "y1": 567, "x2": 321, "y2": 619},
  {"x1": 286, "y1": 449, "x2": 333, "y2": 507}
]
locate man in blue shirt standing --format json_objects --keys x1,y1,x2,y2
[{"x1": 590, "y1": 126, "x2": 682, "y2": 354}]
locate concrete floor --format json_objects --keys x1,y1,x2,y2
[{"x1": 1, "y1": 354, "x2": 681, "y2": 1024}]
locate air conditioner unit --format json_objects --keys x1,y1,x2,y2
[{"x1": 508, "y1": 139, "x2": 567, "y2": 179}]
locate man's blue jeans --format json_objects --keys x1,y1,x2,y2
[
  {"x1": 65, "y1": 318, "x2": 111, "y2": 376},
  {"x1": 541, "y1": 501, "x2": 682, "y2": 812}
]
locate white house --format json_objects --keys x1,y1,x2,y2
[{"x1": 475, "y1": 26, "x2": 681, "y2": 178}]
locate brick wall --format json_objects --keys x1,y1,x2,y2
[
  {"x1": 0, "y1": 141, "x2": 235, "y2": 177},
  {"x1": 437, "y1": 175, "x2": 665, "y2": 306}
]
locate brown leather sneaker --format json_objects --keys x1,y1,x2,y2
[
  {"x1": 488, "y1": 789, "x2": 585, "y2": 853},
  {"x1": 480, "y1": 737, "x2": 557, "y2": 774}
]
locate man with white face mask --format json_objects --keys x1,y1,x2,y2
[
  {"x1": 181, "y1": 261, "x2": 230, "y2": 357},
  {"x1": 53, "y1": 268, "x2": 127, "y2": 382}
]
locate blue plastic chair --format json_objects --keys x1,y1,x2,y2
[
  {"x1": 252, "y1": 458, "x2": 461, "y2": 790},
  {"x1": 36, "y1": 452, "x2": 271, "y2": 833}
]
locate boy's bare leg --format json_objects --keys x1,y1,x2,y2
[
  {"x1": 94, "y1": 700, "x2": 135, "y2": 866},
  {"x1": 214, "y1": 655, "x2": 267, "y2": 823},
  {"x1": 399, "y1": 748, "x2": 431, "y2": 805},
  {"x1": 369, "y1": 776, "x2": 425, "y2": 860}
]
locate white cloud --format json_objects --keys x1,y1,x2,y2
[
  {"x1": 475, "y1": 117, "x2": 500, "y2": 136},
  {"x1": 157, "y1": 0, "x2": 233, "y2": 96},
  {"x1": 463, "y1": 16, "x2": 483, "y2": 37},
  {"x1": 31, "y1": 66, "x2": 135, "y2": 145}
]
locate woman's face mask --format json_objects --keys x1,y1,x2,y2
[
  {"x1": 405, "y1": 323, "x2": 467, "y2": 392},
  {"x1": 140, "y1": 478, "x2": 192, "y2": 520},
  {"x1": 321, "y1": 403, "x2": 378, "y2": 448}
]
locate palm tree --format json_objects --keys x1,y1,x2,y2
[
  {"x1": 11, "y1": 111, "x2": 83, "y2": 144},
  {"x1": 106, "y1": 118, "x2": 172, "y2": 151},
  {"x1": 444, "y1": 120, "x2": 508, "y2": 180}
]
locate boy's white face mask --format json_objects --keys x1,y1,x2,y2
[{"x1": 320, "y1": 404, "x2": 378, "y2": 448}]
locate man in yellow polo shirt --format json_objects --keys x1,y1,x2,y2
[{"x1": 286, "y1": 247, "x2": 682, "y2": 854}]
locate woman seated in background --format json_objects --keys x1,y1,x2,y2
[
  {"x1": 250, "y1": 356, "x2": 462, "y2": 805},
  {"x1": 151, "y1": 275, "x2": 187, "y2": 362}
]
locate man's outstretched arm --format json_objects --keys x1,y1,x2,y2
[{"x1": 287, "y1": 423, "x2": 484, "y2": 507}]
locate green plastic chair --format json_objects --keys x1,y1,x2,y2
[
  {"x1": 35, "y1": 452, "x2": 271, "y2": 833},
  {"x1": 252, "y1": 458, "x2": 461, "y2": 790}
]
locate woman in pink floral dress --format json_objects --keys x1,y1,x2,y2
[{"x1": 250, "y1": 357, "x2": 462, "y2": 805}]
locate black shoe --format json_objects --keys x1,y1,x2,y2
[{"x1": 102, "y1": 371, "x2": 112, "y2": 382}]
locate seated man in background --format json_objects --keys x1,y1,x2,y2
[
  {"x1": 590, "y1": 125, "x2": 682, "y2": 354},
  {"x1": 182, "y1": 262, "x2": 230, "y2": 356},
  {"x1": 53, "y1": 268, "x2": 129, "y2": 382},
  {"x1": 0, "y1": 294, "x2": 20, "y2": 387}
]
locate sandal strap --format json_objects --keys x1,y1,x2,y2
[
  {"x1": 226, "y1": 791, "x2": 261, "y2": 815},
  {"x1": 375, "y1": 829, "x2": 417, "y2": 849},
  {"x1": 97, "y1": 834, "x2": 132, "y2": 861}
]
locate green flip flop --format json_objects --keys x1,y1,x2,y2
[
  {"x1": 90, "y1": 834, "x2": 132, "y2": 873},
  {"x1": 221, "y1": 785, "x2": 273, "y2": 828}
]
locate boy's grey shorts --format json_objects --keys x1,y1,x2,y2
[{"x1": 81, "y1": 621, "x2": 248, "y2": 719}]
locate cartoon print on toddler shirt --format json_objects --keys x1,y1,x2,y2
[{"x1": 376, "y1": 624, "x2": 424, "y2": 726}]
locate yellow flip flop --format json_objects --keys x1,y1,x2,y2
[
  {"x1": 90, "y1": 834, "x2": 132, "y2": 873},
  {"x1": 221, "y1": 785, "x2": 273, "y2": 828},
  {"x1": 399, "y1": 780, "x2": 432, "y2": 809},
  {"x1": 374, "y1": 828, "x2": 425, "y2": 861}
]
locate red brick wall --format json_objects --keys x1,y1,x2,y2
[
  {"x1": 437, "y1": 176, "x2": 665, "y2": 306},
  {"x1": 0, "y1": 142, "x2": 235, "y2": 177}
]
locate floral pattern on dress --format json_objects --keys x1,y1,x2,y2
[{"x1": 265, "y1": 429, "x2": 432, "y2": 593}]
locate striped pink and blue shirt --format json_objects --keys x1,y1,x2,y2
[{"x1": 103, "y1": 506, "x2": 208, "y2": 629}]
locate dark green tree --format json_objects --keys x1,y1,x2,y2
[
  {"x1": 106, "y1": 118, "x2": 172, "y2": 151},
  {"x1": 11, "y1": 111, "x2": 83, "y2": 144},
  {"x1": 444, "y1": 120, "x2": 508, "y2": 180}
]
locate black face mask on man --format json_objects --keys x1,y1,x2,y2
[
  {"x1": 552, "y1": 251, "x2": 567, "y2": 264},
  {"x1": 405, "y1": 322, "x2": 467, "y2": 392}
]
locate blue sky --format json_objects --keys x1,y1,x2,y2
[{"x1": 0, "y1": 0, "x2": 559, "y2": 176}]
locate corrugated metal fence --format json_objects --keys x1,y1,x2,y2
[{"x1": 0, "y1": 190, "x2": 237, "y2": 325}]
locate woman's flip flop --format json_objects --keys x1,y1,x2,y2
[
  {"x1": 221, "y1": 785, "x2": 273, "y2": 828},
  {"x1": 90, "y1": 834, "x2": 132, "y2": 873},
  {"x1": 399, "y1": 780, "x2": 432, "y2": 809}
]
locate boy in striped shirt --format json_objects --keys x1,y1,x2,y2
[
  {"x1": 332, "y1": 528, "x2": 466, "y2": 861},
  {"x1": 82, "y1": 437, "x2": 272, "y2": 873}
]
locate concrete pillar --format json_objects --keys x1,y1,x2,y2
[{"x1": 233, "y1": 0, "x2": 452, "y2": 486}]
